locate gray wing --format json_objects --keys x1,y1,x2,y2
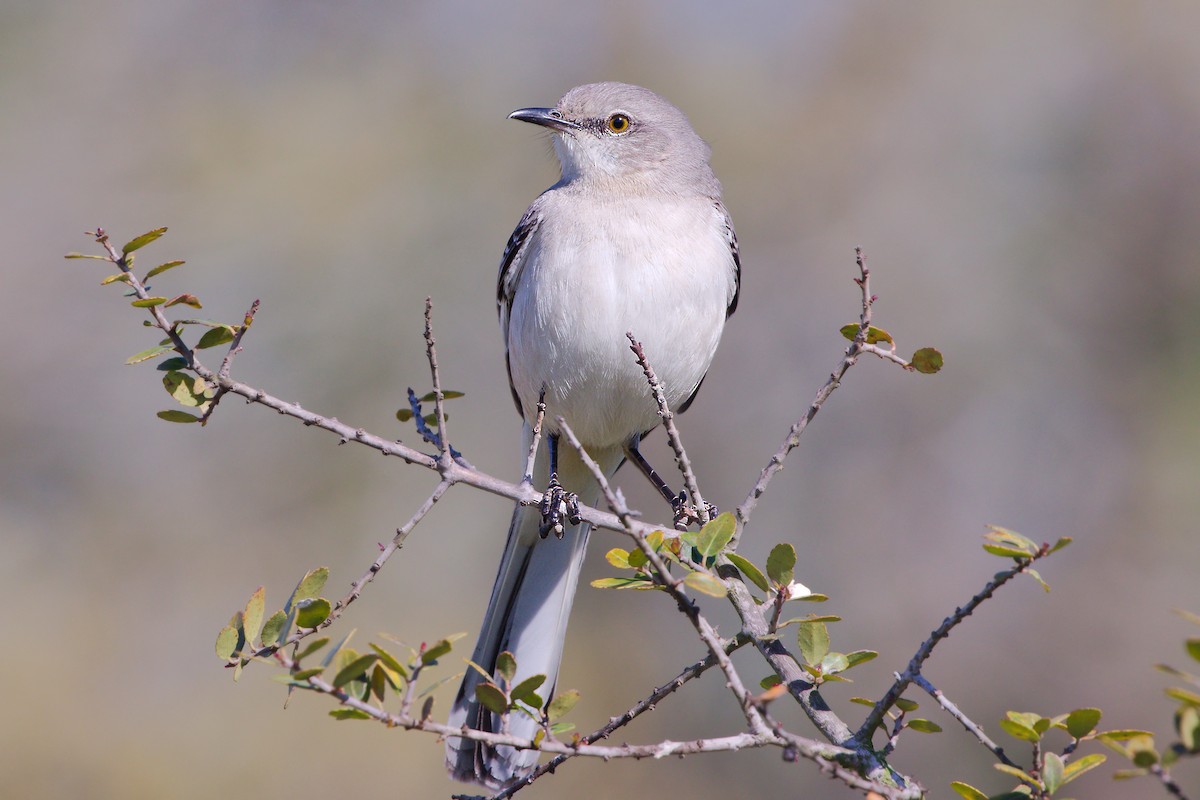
[
  {"x1": 678, "y1": 200, "x2": 740, "y2": 414},
  {"x1": 497, "y1": 203, "x2": 543, "y2": 418}
]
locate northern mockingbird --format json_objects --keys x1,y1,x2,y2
[{"x1": 446, "y1": 82, "x2": 740, "y2": 789}]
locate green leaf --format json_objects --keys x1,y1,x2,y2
[
  {"x1": 1177, "y1": 705, "x2": 1200, "y2": 751},
  {"x1": 144, "y1": 259, "x2": 185, "y2": 279},
  {"x1": 906, "y1": 719, "x2": 942, "y2": 733},
  {"x1": 605, "y1": 549, "x2": 631, "y2": 569},
  {"x1": 627, "y1": 547, "x2": 649, "y2": 568},
  {"x1": 1061, "y1": 753, "x2": 1106, "y2": 785},
  {"x1": 131, "y1": 297, "x2": 168, "y2": 308},
  {"x1": 725, "y1": 552, "x2": 769, "y2": 592},
  {"x1": 260, "y1": 610, "x2": 288, "y2": 648},
  {"x1": 243, "y1": 586, "x2": 266, "y2": 645},
  {"x1": 765, "y1": 543, "x2": 796, "y2": 587},
  {"x1": 294, "y1": 597, "x2": 332, "y2": 629},
  {"x1": 126, "y1": 344, "x2": 174, "y2": 365},
  {"x1": 329, "y1": 708, "x2": 371, "y2": 721},
  {"x1": 949, "y1": 781, "x2": 989, "y2": 800},
  {"x1": 496, "y1": 651, "x2": 517, "y2": 683},
  {"x1": 165, "y1": 293, "x2": 202, "y2": 309},
  {"x1": 215, "y1": 625, "x2": 239, "y2": 660},
  {"x1": 510, "y1": 674, "x2": 547, "y2": 704},
  {"x1": 985, "y1": 525, "x2": 1038, "y2": 551},
  {"x1": 983, "y1": 544, "x2": 1034, "y2": 559},
  {"x1": 684, "y1": 571, "x2": 728, "y2": 597},
  {"x1": 590, "y1": 576, "x2": 654, "y2": 590},
  {"x1": 163, "y1": 371, "x2": 210, "y2": 407},
  {"x1": 418, "y1": 390, "x2": 465, "y2": 401},
  {"x1": 157, "y1": 357, "x2": 188, "y2": 371},
  {"x1": 1112, "y1": 768, "x2": 1149, "y2": 780},
  {"x1": 1128, "y1": 734, "x2": 1158, "y2": 767},
  {"x1": 993, "y1": 763, "x2": 1037, "y2": 785},
  {"x1": 843, "y1": 650, "x2": 877, "y2": 668},
  {"x1": 421, "y1": 633, "x2": 467, "y2": 665},
  {"x1": 999, "y1": 718, "x2": 1041, "y2": 743},
  {"x1": 295, "y1": 637, "x2": 330, "y2": 662},
  {"x1": 287, "y1": 567, "x2": 330, "y2": 612},
  {"x1": 840, "y1": 323, "x2": 894, "y2": 345},
  {"x1": 549, "y1": 721, "x2": 575, "y2": 736},
  {"x1": 1063, "y1": 707, "x2": 1102, "y2": 739},
  {"x1": 290, "y1": 667, "x2": 325, "y2": 681},
  {"x1": 333, "y1": 654, "x2": 379, "y2": 689},
  {"x1": 65, "y1": 252, "x2": 111, "y2": 260},
  {"x1": 820, "y1": 652, "x2": 850, "y2": 674},
  {"x1": 547, "y1": 688, "x2": 580, "y2": 721},
  {"x1": 760, "y1": 675, "x2": 783, "y2": 690},
  {"x1": 1026, "y1": 567, "x2": 1051, "y2": 592},
  {"x1": 797, "y1": 621, "x2": 829, "y2": 666},
  {"x1": 370, "y1": 645, "x2": 408, "y2": 685},
  {"x1": 894, "y1": 698, "x2": 919, "y2": 713},
  {"x1": 396, "y1": 409, "x2": 414, "y2": 422},
  {"x1": 911, "y1": 347, "x2": 943, "y2": 374},
  {"x1": 694, "y1": 512, "x2": 736, "y2": 558},
  {"x1": 100, "y1": 272, "x2": 132, "y2": 285},
  {"x1": 1187, "y1": 638, "x2": 1200, "y2": 664},
  {"x1": 122, "y1": 227, "x2": 168, "y2": 254},
  {"x1": 1096, "y1": 729, "x2": 1154, "y2": 741},
  {"x1": 1049, "y1": 536, "x2": 1073, "y2": 553},
  {"x1": 196, "y1": 325, "x2": 236, "y2": 349},
  {"x1": 475, "y1": 683, "x2": 509, "y2": 715},
  {"x1": 1042, "y1": 751, "x2": 1064, "y2": 794},
  {"x1": 1165, "y1": 687, "x2": 1200, "y2": 706}
]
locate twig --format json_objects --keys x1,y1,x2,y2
[
  {"x1": 627, "y1": 332, "x2": 708, "y2": 525},
  {"x1": 855, "y1": 548, "x2": 1047, "y2": 744},
  {"x1": 1149, "y1": 763, "x2": 1191, "y2": 800},
  {"x1": 734, "y1": 249, "x2": 875, "y2": 542},
  {"x1": 522, "y1": 390, "x2": 546, "y2": 485},
  {"x1": 243, "y1": 478, "x2": 451, "y2": 660},
  {"x1": 424, "y1": 298, "x2": 451, "y2": 461},
  {"x1": 201, "y1": 299, "x2": 261, "y2": 425},
  {"x1": 911, "y1": 673, "x2": 1018, "y2": 768}
]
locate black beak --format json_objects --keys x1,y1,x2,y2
[{"x1": 508, "y1": 107, "x2": 579, "y2": 132}]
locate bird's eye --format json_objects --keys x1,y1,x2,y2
[{"x1": 605, "y1": 113, "x2": 632, "y2": 135}]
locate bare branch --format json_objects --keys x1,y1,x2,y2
[
  {"x1": 522, "y1": 390, "x2": 546, "y2": 485},
  {"x1": 424, "y1": 297, "x2": 451, "y2": 461},
  {"x1": 911, "y1": 673, "x2": 1018, "y2": 769}
]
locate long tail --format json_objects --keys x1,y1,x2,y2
[{"x1": 446, "y1": 424, "x2": 621, "y2": 789}]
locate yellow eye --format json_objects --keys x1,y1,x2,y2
[{"x1": 606, "y1": 113, "x2": 631, "y2": 135}]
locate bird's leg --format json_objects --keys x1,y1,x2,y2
[
  {"x1": 624, "y1": 437, "x2": 717, "y2": 529},
  {"x1": 539, "y1": 434, "x2": 582, "y2": 539}
]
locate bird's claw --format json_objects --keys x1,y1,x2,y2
[
  {"x1": 672, "y1": 492, "x2": 719, "y2": 530},
  {"x1": 539, "y1": 473, "x2": 582, "y2": 538}
]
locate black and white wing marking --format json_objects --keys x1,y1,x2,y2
[
  {"x1": 496, "y1": 205, "x2": 543, "y2": 417},
  {"x1": 717, "y1": 199, "x2": 741, "y2": 318}
]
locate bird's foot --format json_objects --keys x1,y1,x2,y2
[
  {"x1": 539, "y1": 473, "x2": 582, "y2": 539},
  {"x1": 672, "y1": 492, "x2": 719, "y2": 530}
]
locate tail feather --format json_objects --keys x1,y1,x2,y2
[{"x1": 446, "y1": 425, "x2": 621, "y2": 789}]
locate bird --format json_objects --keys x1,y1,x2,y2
[{"x1": 445, "y1": 82, "x2": 740, "y2": 789}]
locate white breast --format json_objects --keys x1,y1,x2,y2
[{"x1": 505, "y1": 191, "x2": 733, "y2": 448}]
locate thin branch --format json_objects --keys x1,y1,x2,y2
[
  {"x1": 1149, "y1": 763, "x2": 1191, "y2": 800},
  {"x1": 627, "y1": 332, "x2": 708, "y2": 525},
  {"x1": 911, "y1": 673, "x2": 1018, "y2": 768},
  {"x1": 734, "y1": 249, "x2": 875, "y2": 542},
  {"x1": 522, "y1": 390, "x2": 546, "y2": 485},
  {"x1": 424, "y1": 298, "x2": 451, "y2": 461},
  {"x1": 855, "y1": 548, "x2": 1048, "y2": 744}
]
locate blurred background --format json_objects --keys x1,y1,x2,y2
[{"x1": 4, "y1": 2, "x2": 1199, "y2": 798}]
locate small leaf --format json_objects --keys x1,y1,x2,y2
[
  {"x1": 684, "y1": 571, "x2": 728, "y2": 597},
  {"x1": 694, "y1": 512, "x2": 736, "y2": 558},
  {"x1": 1166, "y1": 687, "x2": 1200, "y2": 706},
  {"x1": 906, "y1": 719, "x2": 942, "y2": 733},
  {"x1": 983, "y1": 544, "x2": 1034, "y2": 559},
  {"x1": 797, "y1": 621, "x2": 829, "y2": 666},
  {"x1": 370, "y1": 643, "x2": 408, "y2": 682},
  {"x1": 157, "y1": 357, "x2": 188, "y2": 371},
  {"x1": 421, "y1": 633, "x2": 467, "y2": 665},
  {"x1": 510, "y1": 674, "x2": 547, "y2": 704},
  {"x1": 131, "y1": 297, "x2": 168, "y2": 308},
  {"x1": 475, "y1": 683, "x2": 509, "y2": 715},
  {"x1": 290, "y1": 667, "x2": 325, "y2": 681},
  {"x1": 894, "y1": 698, "x2": 919, "y2": 713},
  {"x1": 590, "y1": 576, "x2": 654, "y2": 590},
  {"x1": 333, "y1": 654, "x2": 380, "y2": 689},
  {"x1": 627, "y1": 548, "x2": 648, "y2": 569},
  {"x1": 196, "y1": 325, "x2": 236, "y2": 349},
  {"x1": 949, "y1": 781, "x2": 989, "y2": 800},
  {"x1": 165, "y1": 293, "x2": 202, "y2": 308},
  {"x1": 911, "y1": 347, "x2": 943, "y2": 374},
  {"x1": 999, "y1": 718, "x2": 1041, "y2": 743},
  {"x1": 287, "y1": 567, "x2": 330, "y2": 612},
  {"x1": 547, "y1": 688, "x2": 580, "y2": 721},
  {"x1": 122, "y1": 227, "x2": 167, "y2": 254},
  {"x1": 126, "y1": 344, "x2": 174, "y2": 365},
  {"x1": 496, "y1": 651, "x2": 517, "y2": 683},
  {"x1": 840, "y1": 323, "x2": 894, "y2": 345},
  {"x1": 765, "y1": 543, "x2": 796, "y2": 587},
  {"x1": 260, "y1": 610, "x2": 288, "y2": 648},
  {"x1": 295, "y1": 637, "x2": 330, "y2": 662},
  {"x1": 549, "y1": 721, "x2": 575, "y2": 736},
  {"x1": 1061, "y1": 753, "x2": 1106, "y2": 785},
  {"x1": 845, "y1": 650, "x2": 878, "y2": 668},
  {"x1": 100, "y1": 272, "x2": 131, "y2": 285},
  {"x1": 760, "y1": 675, "x2": 783, "y2": 690},
  {"x1": 144, "y1": 259, "x2": 185, "y2": 279},
  {"x1": 65, "y1": 252, "x2": 111, "y2": 260},
  {"x1": 985, "y1": 525, "x2": 1038, "y2": 550},
  {"x1": 1026, "y1": 567, "x2": 1051, "y2": 592},
  {"x1": 1042, "y1": 751, "x2": 1064, "y2": 793},
  {"x1": 396, "y1": 409, "x2": 414, "y2": 422},
  {"x1": 820, "y1": 652, "x2": 850, "y2": 674},
  {"x1": 1176, "y1": 705, "x2": 1200, "y2": 751},
  {"x1": 1063, "y1": 707, "x2": 1102, "y2": 739},
  {"x1": 1049, "y1": 536, "x2": 1073, "y2": 553},
  {"x1": 1127, "y1": 734, "x2": 1158, "y2": 767},
  {"x1": 726, "y1": 552, "x2": 769, "y2": 592},
  {"x1": 418, "y1": 390, "x2": 465, "y2": 401},
  {"x1": 294, "y1": 597, "x2": 331, "y2": 628},
  {"x1": 215, "y1": 625, "x2": 239, "y2": 660},
  {"x1": 329, "y1": 709, "x2": 371, "y2": 721},
  {"x1": 605, "y1": 549, "x2": 631, "y2": 569},
  {"x1": 992, "y1": 762, "x2": 1038, "y2": 784},
  {"x1": 243, "y1": 587, "x2": 266, "y2": 645},
  {"x1": 1187, "y1": 638, "x2": 1200, "y2": 664}
]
